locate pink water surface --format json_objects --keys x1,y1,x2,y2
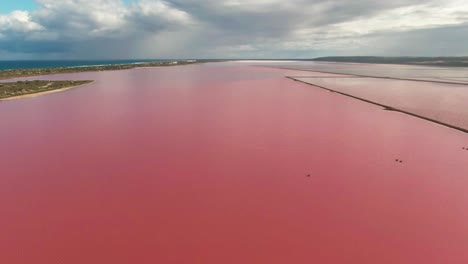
[
  {"x1": 1, "y1": 63, "x2": 468, "y2": 264},
  {"x1": 294, "y1": 77, "x2": 468, "y2": 131}
]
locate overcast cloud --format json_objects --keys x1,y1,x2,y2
[{"x1": 0, "y1": 0, "x2": 467, "y2": 59}]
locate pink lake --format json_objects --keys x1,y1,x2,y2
[
  {"x1": 1, "y1": 63, "x2": 468, "y2": 264},
  {"x1": 293, "y1": 76, "x2": 468, "y2": 131}
]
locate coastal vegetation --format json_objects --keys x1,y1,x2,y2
[
  {"x1": 0, "y1": 60, "x2": 196, "y2": 80},
  {"x1": 0, "y1": 80, "x2": 93, "y2": 99},
  {"x1": 0, "y1": 60, "x2": 196, "y2": 100}
]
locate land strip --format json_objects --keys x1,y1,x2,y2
[
  {"x1": 0, "y1": 60, "x2": 196, "y2": 81},
  {"x1": 0, "y1": 60, "x2": 196, "y2": 100},
  {"x1": 0, "y1": 80, "x2": 94, "y2": 100}
]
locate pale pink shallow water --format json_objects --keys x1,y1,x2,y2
[
  {"x1": 254, "y1": 61, "x2": 468, "y2": 83},
  {"x1": 294, "y1": 77, "x2": 468, "y2": 131},
  {"x1": 1, "y1": 63, "x2": 468, "y2": 264}
]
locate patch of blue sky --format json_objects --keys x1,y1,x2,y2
[
  {"x1": 0, "y1": 0, "x2": 133, "y2": 14},
  {"x1": 0, "y1": 0, "x2": 37, "y2": 13}
]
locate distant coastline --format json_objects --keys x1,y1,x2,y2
[
  {"x1": 0, "y1": 60, "x2": 197, "y2": 80},
  {"x1": 0, "y1": 59, "x2": 182, "y2": 71},
  {"x1": 0, "y1": 60, "x2": 197, "y2": 100},
  {"x1": 311, "y1": 56, "x2": 468, "y2": 67}
]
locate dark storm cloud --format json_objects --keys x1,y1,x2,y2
[
  {"x1": 0, "y1": 40, "x2": 70, "y2": 53},
  {"x1": 166, "y1": 0, "x2": 434, "y2": 36},
  {"x1": 366, "y1": 23, "x2": 468, "y2": 56}
]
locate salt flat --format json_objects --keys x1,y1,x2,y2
[{"x1": 292, "y1": 76, "x2": 468, "y2": 132}]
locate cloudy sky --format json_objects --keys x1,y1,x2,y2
[{"x1": 1, "y1": 0, "x2": 468, "y2": 59}]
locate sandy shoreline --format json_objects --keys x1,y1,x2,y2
[{"x1": 0, "y1": 81, "x2": 95, "y2": 101}]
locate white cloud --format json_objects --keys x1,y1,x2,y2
[
  {"x1": 0, "y1": 0, "x2": 468, "y2": 58},
  {"x1": 34, "y1": 0, "x2": 129, "y2": 38},
  {"x1": 130, "y1": 0, "x2": 193, "y2": 24},
  {"x1": 332, "y1": 0, "x2": 468, "y2": 35},
  {"x1": 0, "y1": 10, "x2": 43, "y2": 33}
]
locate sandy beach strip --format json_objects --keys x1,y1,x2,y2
[{"x1": 0, "y1": 81, "x2": 95, "y2": 101}]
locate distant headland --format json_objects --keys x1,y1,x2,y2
[{"x1": 0, "y1": 60, "x2": 197, "y2": 100}]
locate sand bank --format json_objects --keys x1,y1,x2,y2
[{"x1": 0, "y1": 81, "x2": 94, "y2": 101}]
